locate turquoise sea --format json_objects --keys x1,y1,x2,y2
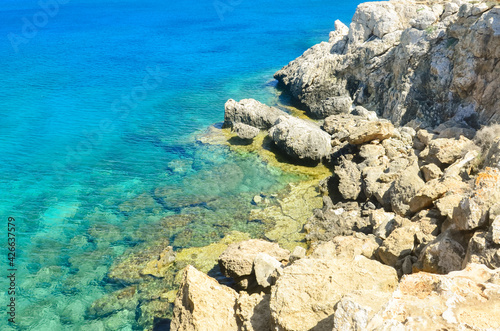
[{"x1": 0, "y1": 0, "x2": 360, "y2": 329}]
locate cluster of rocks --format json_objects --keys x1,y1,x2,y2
[
  {"x1": 170, "y1": 0, "x2": 500, "y2": 329},
  {"x1": 173, "y1": 100, "x2": 500, "y2": 328},
  {"x1": 224, "y1": 98, "x2": 332, "y2": 162},
  {"x1": 171, "y1": 239, "x2": 500, "y2": 330}
]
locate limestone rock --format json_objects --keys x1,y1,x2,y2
[
  {"x1": 323, "y1": 114, "x2": 367, "y2": 136},
  {"x1": 270, "y1": 256, "x2": 398, "y2": 331},
  {"x1": 377, "y1": 224, "x2": 418, "y2": 268},
  {"x1": 453, "y1": 167, "x2": 500, "y2": 230},
  {"x1": 367, "y1": 264, "x2": 500, "y2": 330},
  {"x1": 233, "y1": 122, "x2": 260, "y2": 140},
  {"x1": 236, "y1": 292, "x2": 271, "y2": 331},
  {"x1": 332, "y1": 296, "x2": 372, "y2": 331},
  {"x1": 348, "y1": 121, "x2": 395, "y2": 145},
  {"x1": 274, "y1": 1, "x2": 500, "y2": 127},
  {"x1": 334, "y1": 157, "x2": 362, "y2": 200},
  {"x1": 425, "y1": 136, "x2": 473, "y2": 167},
  {"x1": 463, "y1": 231, "x2": 500, "y2": 269},
  {"x1": 310, "y1": 233, "x2": 380, "y2": 260},
  {"x1": 413, "y1": 231, "x2": 466, "y2": 274},
  {"x1": 171, "y1": 266, "x2": 238, "y2": 331},
  {"x1": 491, "y1": 215, "x2": 500, "y2": 245},
  {"x1": 253, "y1": 253, "x2": 283, "y2": 288},
  {"x1": 316, "y1": 95, "x2": 353, "y2": 118},
  {"x1": 218, "y1": 239, "x2": 289, "y2": 281},
  {"x1": 389, "y1": 160, "x2": 425, "y2": 216},
  {"x1": 305, "y1": 199, "x2": 371, "y2": 242},
  {"x1": 224, "y1": 98, "x2": 287, "y2": 129},
  {"x1": 269, "y1": 116, "x2": 332, "y2": 161},
  {"x1": 420, "y1": 163, "x2": 442, "y2": 182},
  {"x1": 289, "y1": 246, "x2": 306, "y2": 263},
  {"x1": 359, "y1": 144, "x2": 385, "y2": 164},
  {"x1": 485, "y1": 137, "x2": 500, "y2": 169}
]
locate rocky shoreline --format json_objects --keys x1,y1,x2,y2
[{"x1": 170, "y1": 0, "x2": 500, "y2": 330}]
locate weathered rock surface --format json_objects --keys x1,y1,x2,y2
[
  {"x1": 334, "y1": 157, "x2": 362, "y2": 200},
  {"x1": 233, "y1": 122, "x2": 260, "y2": 140},
  {"x1": 389, "y1": 159, "x2": 425, "y2": 216},
  {"x1": 236, "y1": 292, "x2": 271, "y2": 331},
  {"x1": 269, "y1": 116, "x2": 332, "y2": 161},
  {"x1": 219, "y1": 239, "x2": 289, "y2": 289},
  {"x1": 253, "y1": 253, "x2": 283, "y2": 288},
  {"x1": 413, "y1": 231, "x2": 466, "y2": 274},
  {"x1": 224, "y1": 98, "x2": 288, "y2": 129},
  {"x1": 463, "y1": 230, "x2": 500, "y2": 269},
  {"x1": 275, "y1": 1, "x2": 500, "y2": 127},
  {"x1": 270, "y1": 255, "x2": 398, "y2": 331},
  {"x1": 171, "y1": 266, "x2": 238, "y2": 331},
  {"x1": 453, "y1": 167, "x2": 500, "y2": 230},
  {"x1": 310, "y1": 233, "x2": 380, "y2": 260},
  {"x1": 348, "y1": 120, "x2": 395, "y2": 145},
  {"x1": 366, "y1": 264, "x2": 500, "y2": 330},
  {"x1": 377, "y1": 224, "x2": 418, "y2": 268}
]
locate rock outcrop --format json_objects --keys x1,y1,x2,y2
[{"x1": 275, "y1": 0, "x2": 500, "y2": 127}]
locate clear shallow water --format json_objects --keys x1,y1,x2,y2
[{"x1": 0, "y1": 0, "x2": 360, "y2": 329}]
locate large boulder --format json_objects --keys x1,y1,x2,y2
[
  {"x1": 223, "y1": 98, "x2": 288, "y2": 129},
  {"x1": 269, "y1": 116, "x2": 332, "y2": 161},
  {"x1": 270, "y1": 256, "x2": 398, "y2": 331},
  {"x1": 463, "y1": 230, "x2": 500, "y2": 269},
  {"x1": 377, "y1": 223, "x2": 418, "y2": 268},
  {"x1": 171, "y1": 266, "x2": 238, "y2": 331}
]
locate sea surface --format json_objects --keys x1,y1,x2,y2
[{"x1": 0, "y1": 0, "x2": 360, "y2": 329}]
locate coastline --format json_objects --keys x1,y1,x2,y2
[{"x1": 170, "y1": 0, "x2": 500, "y2": 330}]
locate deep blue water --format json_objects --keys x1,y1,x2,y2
[{"x1": 0, "y1": 0, "x2": 360, "y2": 329}]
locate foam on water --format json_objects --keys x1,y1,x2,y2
[{"x1": 0, "y1": 0, "x2": 360, "y2": 329}]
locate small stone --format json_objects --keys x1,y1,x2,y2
[
  {"x1": 254, "y1": 253, "x2": 283, "y2": 288},
  {"x1": 289, "y1": 246, "x2": 306, "y2": 263},
  {"x1": 252, "y1": 195, "x2": 263, "y2": 204},
  {"x1": 421, "y1": 164, "x2": 443, "y2": 182}
]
